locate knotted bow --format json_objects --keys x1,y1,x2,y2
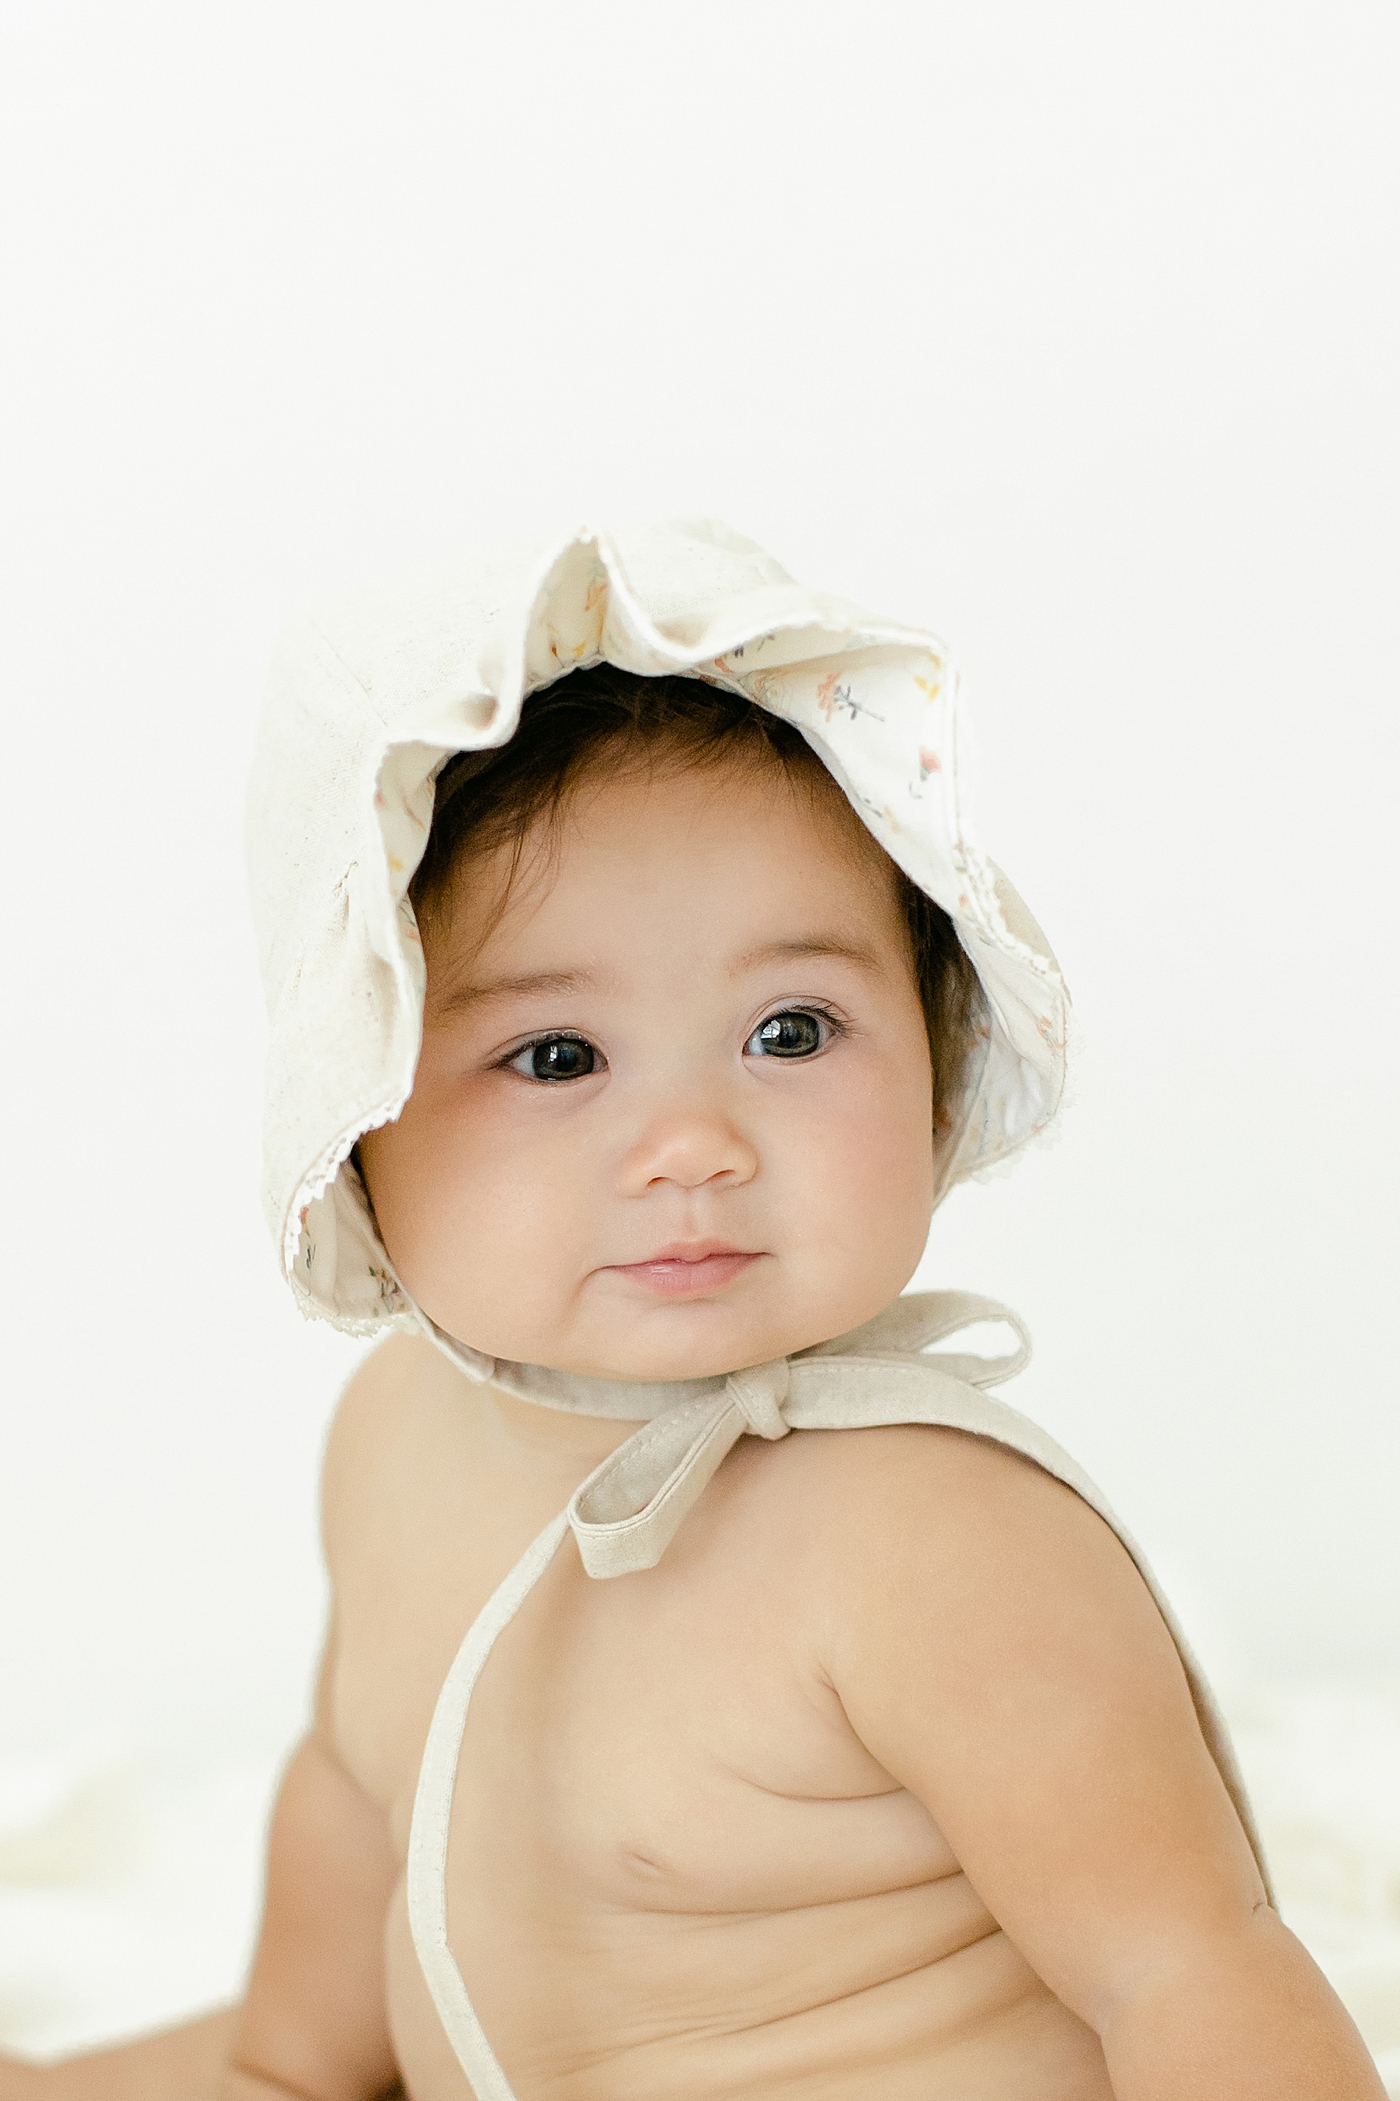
[{"x1": 544, "y1": 1292, "x2": 1031, "y2": 1578}]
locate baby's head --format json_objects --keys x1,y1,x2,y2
[
  {"x1": 357, "y1": 667, "x2": 983, "y2": 1382},
  {"x1": 251, "y1": 523, "x2": 1069, "y2": 1372}
]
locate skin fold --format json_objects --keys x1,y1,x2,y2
[{"x1": 1, "y1": 757, "x2": 1381, "y2": 2101}]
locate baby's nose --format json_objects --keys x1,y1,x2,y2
[{"x1": 617, "y1": 1105, "x2": 759, "y2": 1193}]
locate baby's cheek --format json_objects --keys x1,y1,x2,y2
[
  {"x1": 409, "y1": 1115, "x2": 591, "y2": 1347},
  {"x1": 844, "y1": 1135, "x2": 931, "y2": 1254},
  {"x1": 803, "y1": 1068, "x2": 935, "y2": 1266}
]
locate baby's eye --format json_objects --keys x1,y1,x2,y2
[
  {"x1": 507, "y1": 1034, "x2": 599, "y2": 1082},
  {"x1": 745, "y1": 1009, "x2": 831, "y2": 1059}
]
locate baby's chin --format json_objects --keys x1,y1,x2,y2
[{"x1": 458, "y1": 1305, "x2": 849, "y2": 1384}]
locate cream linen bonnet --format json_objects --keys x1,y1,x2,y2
[{"x1": 247, "y1": 517, "x2": 1070, "y2": 1344}]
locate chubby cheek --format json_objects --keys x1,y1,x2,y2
[
  {"x1": 360, "y1": 1080, "x2": 593, "y2": 1352},
  {"x1": 772, "y1": 1048, "x2": 936, "y2": 1314}
]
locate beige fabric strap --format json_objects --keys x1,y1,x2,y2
[
  {"x1": 406, "y1": 1293, "x2": 1271, "y2": 2101},
  {"x1": 565, "y1": 1293, "x2": 1031, "y2": 1579}
]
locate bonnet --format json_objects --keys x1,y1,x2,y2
[{"x1": 247, "y1": 518, "x2": 1070, "y2": 1349}]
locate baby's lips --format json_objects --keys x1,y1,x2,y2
[{"x1": 602, "y1": 1248, "x2": 762, "y2": 1296}]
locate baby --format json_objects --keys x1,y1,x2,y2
[{"x1": 3, "y1": 521, "x2": 1380, "y2": 2100}]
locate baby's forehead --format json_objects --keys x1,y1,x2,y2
[
  {"x1": 498, "y1": 736, "x2": 887, "y2": 877},
  {"x1": 420, "y1": 760, "x2": 911, "y2": 1014},
  {"x1": 433, "y1": 752, "x2": 901, "y2": 938}
]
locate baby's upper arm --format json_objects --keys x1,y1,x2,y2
[
  {"x1": 315, "y1": 1327, "x2": 490, "y2": 1817},
  {"x1": 225, "y1": 1334, "x2": 442, "y2": 2100},
  {"x1": 816, "y1": 1426, "x2": 1266, "y2": 2032},
  {"x1": 318, "y1": 1329, "x2": 446, "y2": 1597},
  {"x1": 313, "y1": 1329, "x2": 452, "y2": 1762}
]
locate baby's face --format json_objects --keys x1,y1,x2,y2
[{"x1": 358, "y1": 759, "x2": 938, "y2": 1380}]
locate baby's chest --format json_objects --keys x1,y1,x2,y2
[
  {"x1": 443, "y1": 1521, "x2": 959, "y2": 1921},
  {"x1": 332, "y1": 1420, "x2": 957, "y2": 1911}
]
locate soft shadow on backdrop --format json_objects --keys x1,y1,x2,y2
[{"x1": 1, "y1": 0, "x2": 1397, "y2": 2071}]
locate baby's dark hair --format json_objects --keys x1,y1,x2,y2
[{"x1": 409, "y1": 665, "x2": 985, "y2": 1131}]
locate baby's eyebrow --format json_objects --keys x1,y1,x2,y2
[
  {"x1": 731, "y1": 937, "x2": 885, "y2": 976},
  {"x1": 427, "y1": 968, "x2": 598, "y2": 1019}
]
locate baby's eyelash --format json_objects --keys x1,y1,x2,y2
[
  {"x1": 758, "y1": 1001, "x2": 848, "y2": 1034},
  {"x1": 492, "y1": 1028, "x2": 590, "y2": 1067}
]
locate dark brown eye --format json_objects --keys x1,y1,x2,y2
[
  {"x1": 509, "y1": 1036, "x2": 597, "y2": 1081},
  {"x1": 747, "y1": 1011, "x2": 826, "y2": 1058}
]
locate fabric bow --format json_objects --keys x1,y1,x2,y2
[{"x1": 562, "y1": 1292, "x2": 1031, "y2": 1578}]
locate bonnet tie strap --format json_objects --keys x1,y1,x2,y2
[
  {"x1": 565, "y1": 1294, "x2": 1027, "y2": 1579},
  {"x1": 567, "y1": 1355, "x2": 792, "y2": 1579}
]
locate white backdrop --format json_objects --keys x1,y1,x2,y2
[{"x1": 1, "y1": 0, "x2": 1396, "y2": 1816}]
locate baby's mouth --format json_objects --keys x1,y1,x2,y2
[{"x1": 602, "y1": 1241, "x2": 763, "y2": 1298}]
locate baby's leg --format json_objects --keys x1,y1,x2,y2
[{"x1": 0, "y1": 2006, "x2": 239, "y2": 2101}]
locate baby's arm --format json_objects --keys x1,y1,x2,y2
[
  {"x1": 822, "y1": 1426, "x2": 1384, "y2": 2099},
  {"x1": 0, "y1": 1703, "x2": 400, "y2": 2101},
  {"x1": 220, "y1": 1343, "x2": 410, "y2": 2101},
  {"x1": 220, "y1": 1700, "x2": 402, "y2": 2101},
  {"x1": 0, "y1": 1354, "x2": 405, "y2": 2101},
  {"x1": 0, "y1": 2011, "x2": 238, "y2": 2101}
]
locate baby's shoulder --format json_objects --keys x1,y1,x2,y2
[
  {"x1": 320, "y1": 1330, "x2": 475, "y2": 1574},
  {"x1": 773, "y1": 1414, "x2": 1090, "y2": 1542},
  {"x1": 755, "y1": 1417, "x2": 1149, "y2": 1640}
]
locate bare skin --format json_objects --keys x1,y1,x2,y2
[
  {"x1": 0, "y1": 2010, "x2": 240, "y2": 2101},
  {"x1": 2, "y1": 758, "x2": 1381, "y2": 2100}
]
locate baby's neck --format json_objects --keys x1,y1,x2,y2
[{"x1": 478, "y1": 1378, "x2": 648, "y2": 1485}]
